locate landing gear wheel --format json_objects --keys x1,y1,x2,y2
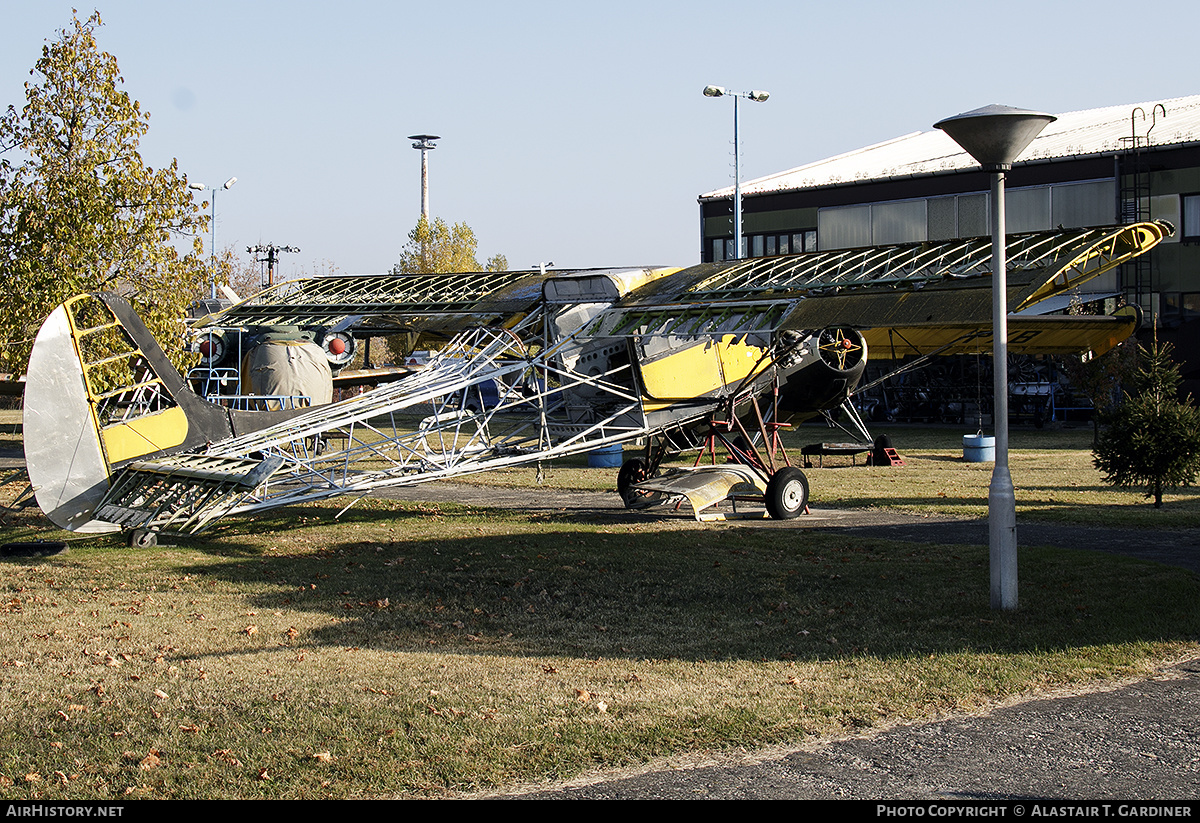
[
  {"x1": 765, "y1": 467, "x2": 809, "y2": 520},
  {"x1": 617, "y1": 458, "x2": 663, "y2": 510},
  {"x1": 129, "y1": 529, "x2": 157, "y2": 548}
]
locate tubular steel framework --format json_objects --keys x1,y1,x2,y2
[{"x1": 21, "y1": 223, "x2": 1174, "y2": 536}]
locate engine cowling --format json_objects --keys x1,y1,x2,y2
[{"x1": 776, "y1": 327, "x2": 868, "y2": 419}]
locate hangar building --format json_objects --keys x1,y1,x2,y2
[{"x1": 698, "y1": 95, "x2": 1200, "y2": 326}]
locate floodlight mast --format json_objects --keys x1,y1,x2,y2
[
  {"x1": 935, "y1": 104, "x2": 1055, "y2": 611},
  {"x1": 188, "y1": 176, "x2": 238, "y2": 299},
  {"x1": 409, "y1": 134, "x2": 440, "y2": 220},
  {"x1": 247, "y1": 243, "x2": 301, "y2": 289},
  {"x1": 704, "y1": 85, "x2": 770, "y2": 260}
]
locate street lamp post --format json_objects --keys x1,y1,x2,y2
[
  {"x1": 189, "y1": 176, "x2": 238, "y2": 299},
  {"x1": 934, "y1": 104, "x2": 1055, "y2": 611},
  {"x1": 703, "y1": 85, "x2": 769, "y2": 260}
]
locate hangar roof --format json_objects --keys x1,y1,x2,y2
[{"x1": 699, "y1": 95, "x2": 1200, "y2": 202}]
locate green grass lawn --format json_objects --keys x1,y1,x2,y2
[
  {"x1": 1, "y1": 496, "x2": 1198, "y2": 798},
  {"x1": 2, "y1": 416, "x2": 1199, "y2": 798}
]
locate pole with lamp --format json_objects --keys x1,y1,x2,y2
[
  {"x1": 247, "y1": 243, "x2": 301, "y2": 289},
  {"x1": 409, "y1": 135, "x2": 440, "y2": 221},
  {"x1": 703, "y1": 85, "x2": 769, "y2": 260},
  {"x1": 188, "y1": 176, "x2": 238, "y2": 299},
  {"x1": 934, "y1": 104, "x2": 1055, "y2": 611}
]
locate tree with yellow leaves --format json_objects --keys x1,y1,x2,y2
[
  {"x1": 0, "y1": 11, "x2": 209, "y2": 374},
  {"x1": 392, "y1": 215, "x2": 507, "y2": 275}
]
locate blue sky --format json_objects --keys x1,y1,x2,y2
[{"x1": 4, "y1": 0, "x2": 1198, "y2": 276}]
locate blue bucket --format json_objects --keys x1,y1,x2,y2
[
  {"x1": 963, "y1": 434, "x2": 995, "y2": 463},
  {"x1": 587, "y1": 443, "x2": 624, "y2": 468}
]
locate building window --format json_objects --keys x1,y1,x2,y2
[
  {"x1": 1053, "y1": 180, "x2": 1116, "y2": 228},
  {"x1": 764, "y1": 231, "x2": 817, "y2": 257},
  {"x1": 1183, "y1": 194, "x2": 1200, "y2": 241},
  {"x1": 1007, "y1": 187, "x2": 1051, "y2": 234},
  {"x1": 712, "y1": 238, "x2": 738, "y2": 260},
  {"x1": 708, "y1": 229, "x2": 817, "y2": 261},
  {"x1": 872, "y1": 199, "x2": 927, "y2": 244}
]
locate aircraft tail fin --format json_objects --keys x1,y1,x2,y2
[{"x1": 23, "y1": 293, "x2": 233, "y2": 533}]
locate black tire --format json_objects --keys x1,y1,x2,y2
[
  {"x1": 765, "y1": 467, "x2": 809, "y2": 520},
  {"x1": 129, "y1": 529, "x2": 157, "y2": 548},
  {"x1": 617, "y1": 457, "x2": 662, "y2": 510}
]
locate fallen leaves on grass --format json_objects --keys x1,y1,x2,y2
[{"x1": 211, "y1": 750, "x2": 241, "y2": 767}]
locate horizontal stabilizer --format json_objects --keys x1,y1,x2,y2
[{"x1": 94, "y1": 455, "x2": 285, "y2": 534}]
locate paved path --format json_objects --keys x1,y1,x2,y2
[{"x1": 491, "y1": 657, "x2": 1200, "y2": 800}]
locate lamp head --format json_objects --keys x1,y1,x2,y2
[
  {"x1": 935, "y1": 104, "x2": 1055, "y2": 171},
  {"x1": 409, "y1": 134, "x2": 440, "y2": 150}
]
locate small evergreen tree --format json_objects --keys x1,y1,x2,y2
[{"x1": 1093, "y1": 341, "x2": 1200, "y2": 507}]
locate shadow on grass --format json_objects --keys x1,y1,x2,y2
[
  {"x1": 166, "y1": 499, "x2": 1200, "y2": 665},
  {"x1": 822, "y1": 489, "x2": 1200, "y2": 527},
  {"x1": 823, "y1": 495, "x2": 985, "y2": 511},
  {"x1": 910, "y1": 455, "x2": 978, "y2": 464}
]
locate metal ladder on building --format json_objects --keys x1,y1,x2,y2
[{"x1": 1118, "y1": 105, "x2": 1166, "y2": 316}]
